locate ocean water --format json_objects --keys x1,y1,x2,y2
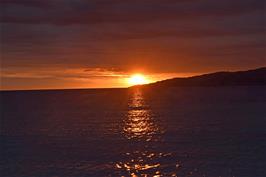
[{"x1": 0, "y1": 86, "x2": 265, "y2": 177}]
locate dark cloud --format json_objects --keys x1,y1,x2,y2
[
  {"x1": 0, "y1": 0, "x2": 51, "y2": 8},
  {"x1": 1, "y1": 0, "x2": 264, "y2": 25}
]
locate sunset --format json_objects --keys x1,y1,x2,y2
[
  {"x1": 0, "y1": 0, "x2": 265, "y2": 176},
  {"x1": 1, "y1": 0, "x2": 265, "y2": 90},
  {"x1": 127, "y1": 74, "x2": 151, "y2": 86}
]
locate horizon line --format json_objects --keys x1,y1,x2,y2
[{"x1": 1, "y1": 66, "x2": 265, "y2": 92}]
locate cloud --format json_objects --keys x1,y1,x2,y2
[
  {"x1": 1, "y1": 0, "x2": 264, "y2": 25},
  {"x1": 0, "y1": 0, "x2": 52, "y2": 8},
  {"x1": 0, "y1": 66, "x2": 127, "y2": 80}
]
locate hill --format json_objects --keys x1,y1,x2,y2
[{"x1": 145, "y1": 67, "x2": 266, "y2": 87}]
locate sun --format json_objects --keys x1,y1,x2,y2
[{"x1": 128, "y1": 74, "x2": 149, "y2": 86}]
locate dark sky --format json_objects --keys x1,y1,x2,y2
[{"x1": 1, "y1": 0, "x2": 265, "y2": 89}]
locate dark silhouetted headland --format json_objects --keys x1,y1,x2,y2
[{"x1": 144, "y1": 67, "x2": 266, "y2": 87}]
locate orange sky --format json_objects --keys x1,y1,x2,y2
[
  {"x1": 0, "y1": 66, "x2": 199, "y2": 90},
  {"x1": 1, "y1": 0, "x2": 265, "y2": 90}
]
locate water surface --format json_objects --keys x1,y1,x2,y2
[{"x1": 1, "y1": 86, "x2": 265, "y2": 177}]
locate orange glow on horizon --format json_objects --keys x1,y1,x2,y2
[{"x1": 0, "y1": 66, "x2": 200, "y2": 90}]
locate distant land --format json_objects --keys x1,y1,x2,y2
[{"x1": 141, "y1": 67, "x2": 266, "y2": 88}]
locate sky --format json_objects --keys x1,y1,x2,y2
[{"x1": 1, "y1": 0, "x2": 265, "y2": 90}]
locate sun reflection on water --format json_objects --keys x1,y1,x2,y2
[
  {"x1": 123, "y1": 88, "x2": 160, "y2": 141},
  {"x1": 114, "y1": 88, "x2": 172, "y2": 176},
  {"x1": 114, "y1": 150, "x2": 178, "y2": 177}
]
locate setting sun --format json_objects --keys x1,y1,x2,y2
[{"x1": 128, "y1": 74, "x2": 150, "y2": 86}]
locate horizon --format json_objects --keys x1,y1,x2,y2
[{"x1": 1, "y1": 66, "x2": 265, "y2": 91}]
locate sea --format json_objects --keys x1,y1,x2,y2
[{"x1": 0, "y1": 86, "x2": 265, "y2": 177}]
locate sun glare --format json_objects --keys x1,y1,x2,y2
[{"x1": 128, "y1": 74, "x2": 149, "y2": 86}]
